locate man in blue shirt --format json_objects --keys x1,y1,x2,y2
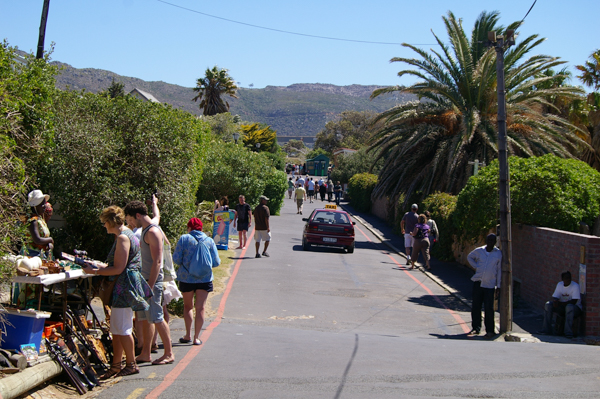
[{"x1": 467, "y1": 234, "x2": 502, "y2": 338}]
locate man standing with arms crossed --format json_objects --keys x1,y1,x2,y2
[
  {"x1": 124, "y1": 201, "x2": 175, "y2": 365},
  {"x1": 253, "y1": 195, "x2": 271, "y2": 258},
  {"x1": 400, "y1": 204, "x2": 419, "y2": 265},
  {"x1": 234, "y1": 195, "x2": 252, "y2": 250},
  {"x1": 467, "y1": 233, "x2": 502, "y2": 339}
]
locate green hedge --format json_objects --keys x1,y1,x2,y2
[
  {"x1": 44, "y1": 90, "x2": 210, "y2": 259},
  {"x1": 421, "y1": 192, "x2": 458, "y2": 261},
  {"x1": 348, "y1": 173, "x2": 378, "y2": 212},
  {"x1": 453, "y1": 154, "x2": 600, "y2": 243}
]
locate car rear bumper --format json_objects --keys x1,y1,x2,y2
[{"x1": 305, "y1": 233, "x2": 354, "y2": 247}]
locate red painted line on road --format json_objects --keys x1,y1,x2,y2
[
  {"x1": 146, "y1": 230, "x2": 255, "y2": 399},
  {"x1": 353, "y1": 223, "x2": 470, "y2": 333}
]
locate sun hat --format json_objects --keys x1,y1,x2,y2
[
  {"x1": 27, "y1": 190, "x2": 50, "y2": 207},
  {"x1": 259, "y1": 195, "x2": 269, "y2": 201}
]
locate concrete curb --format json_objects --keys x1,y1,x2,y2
[
  {"x1": 342, "y1": 205, "x2": 472, "y2": 309},
  {"x1": 0, "y1": 359, "x2": 62, "y2": 399}
]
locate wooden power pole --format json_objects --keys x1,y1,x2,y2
[
  {"x1": 489, "y1": 29, "x2": 515, "y2": 334},
  {"x1": 36, "y1": 0, "x2": 51, "y2": 59}
]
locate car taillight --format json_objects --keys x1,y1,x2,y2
[
  {"x1": 309, "y1": 223, "x2": 319, "y2": 230},
  {"x1": 344, "y1": 226, "x2": 354, "y2": 235}
]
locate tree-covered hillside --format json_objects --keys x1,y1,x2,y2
[{"x1": 52, "y1": 61, "x2": 415, "y2": 136}]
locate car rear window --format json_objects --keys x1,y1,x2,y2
[{"x1": 313, "y1": 211, "x2": 351, "y2": 225}]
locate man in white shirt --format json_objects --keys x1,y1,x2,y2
[
  {"x1": 307, "y1": 178, "x2": 315, "y2": 203},
  {"x1": 539, "y1": 271, "x2": 582, "y2": 338},
  {"x1": 467, "y1": 234, "x2": 502, "y2": 338}
]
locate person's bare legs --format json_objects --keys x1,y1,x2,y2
[
  {"x1": 153, "y1": 305, "x2": 169, "y2": 347},
  {"x1": 237, "y1": 230, "x2": 244, "y2": 249},
  {"x1": 112, "y1": 334, "x2": 124, "y2": 370},
  {"x1": 193, "y1": 290, "x2": 209, "y2": 343},
  {"x1": 182, "y1": 291, "x2": 194, "y2": 341},
  {"x1": 152, "y1": 320, "x2": 174, "y2": 364},
  {"x1": 134, "y1": 318, "x2": 143, "y2": 352},
  {"x1": 262, "y1": 241, "x2": 270, "y2": 254},
  {"x1": 241, "y1": 231, "x2": 247, "y2": 248},
  {"x1": 121, "y1": 334, "x2": 136, "y2": 365},
  {"x1": 255, "y1": 241, "x2": 260, "y2": 256},
  {"x1": 136, "y1": 320, "x2": 154, "y2": 363}
]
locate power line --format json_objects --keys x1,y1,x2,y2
[
  {"x1": 517, "y1": 0, "x2": 538, "y2": 27},
  {"x1": 157, "y1": 0, "x2": 438, "y2": 46}
]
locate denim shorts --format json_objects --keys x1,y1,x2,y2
[{"x1": 135, "y1": 282, "x2": 164, "y2": 323}]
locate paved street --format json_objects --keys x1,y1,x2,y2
[{"x1": 97, "y1": 195, "x2": 600, "y2": 399}]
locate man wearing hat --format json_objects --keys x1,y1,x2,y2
[
  {"x1": 252, "y1": 195, "x2": 271, "y2": 258},
  {"x1": 400, "y1": 204, "x2": 419, "y2": 265},
  {"x1": 22, "y1": 189, "x2": 54, "y2": 257}
]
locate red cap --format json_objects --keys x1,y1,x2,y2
[{"x1": 187, "y1": 218, "x2": 203, "y2": 231}]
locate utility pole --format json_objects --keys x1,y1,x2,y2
[
  {"x1": 488, "y1": 29, "x2": 515, "y2": 334},
  {"x1": 36, "y1": 0, "x2": 51, "y2": 59}
]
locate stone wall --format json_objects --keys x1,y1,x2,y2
[{"x1": 512, "y1": 224, "x2": 600, "y2": 336}]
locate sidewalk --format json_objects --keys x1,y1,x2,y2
[{"x1": 340, "y1": 202, "x2": 545, "y2": 337}]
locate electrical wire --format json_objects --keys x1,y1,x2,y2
[
  {"x1": 517, "y1": 0, "x2": 538, "y2": 27},
  {"x1": 157, "y1": 0, "x2": 438, "y2": 46}
]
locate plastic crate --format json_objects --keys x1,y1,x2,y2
[{"x1": 1, "y1": 309, "x2": 51, "y2": 352}]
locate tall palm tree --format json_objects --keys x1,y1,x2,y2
[
  {"x1": 576, "y1": 50, "x2": 600, "y2": 171},
  {"x1": 193, "y1": 66, "x2": 239, "y2": 116},
  {"x1": 368, "y1": 11, "x2": 586, "y2": 203}
]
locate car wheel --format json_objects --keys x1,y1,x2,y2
[
  {"x1": 347, "y1": 243, "x2": 355, "y2": 253},
  {"x1": 303, "y1": 239, "x2": 311, "y2": 251}
]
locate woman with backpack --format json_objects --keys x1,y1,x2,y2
[
  {"x1": 173, "y1": 218, "x2": 220, "y2": 346},
  {"x1": 409, "y1": 214, "x2": 431, "y2": 271}
]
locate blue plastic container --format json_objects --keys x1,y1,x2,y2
[{"x1": 1, "y1": 309, "x2": 50, "y2": 352}]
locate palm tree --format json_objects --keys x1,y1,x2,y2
[
  {"x1": 193, "y1": 66, "x2": 239, "y2": 116},
  {"x1": 576, "y1": 50, "x2": 600, "y2": 171},
  {"x1": 368, "y1": 11, "x2": 586, "y2": 203}
]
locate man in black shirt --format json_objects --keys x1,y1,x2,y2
[{"x1": 234, "y1": 195, "x2": 252, "y2": 249}]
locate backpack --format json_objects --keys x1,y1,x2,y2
[{"x1": 414, "y1": 227, "x2": 425, "y2": 240}]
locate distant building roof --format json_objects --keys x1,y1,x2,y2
[{"x1": 129, "y1": 88, "x2": 160, "y2": 103}]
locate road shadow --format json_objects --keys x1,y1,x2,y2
[
  {"x1": 429, "y1": 332, "x2": 493, "y2": 340},
  {"x1": 293, "y1": 244, "x2": 347, "y2": 254},
  {"x1": 407, "y1": 294, "x2": 470, "y2": 312}
]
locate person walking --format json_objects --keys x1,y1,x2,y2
[
  {"x1": 424, "y1": 211, "x2": 439, "y2": 249},
  {"x1": 400, "y1": 204, "x2": 419, "y2": 265},
  {"x1": 319, "y1": 181, "x2": 327, "y2": 202},
  {"x1": 294, "y1": 184, "x2": 307, "y2": 215},
  {"x1": 234, "y1": 195, "x2": 252, "y2": 249},
  {"x1": 287, "y1": 177, "x2": 294, "y2": 199},
  {"x1": 173, "y1": 218, "x2": 220, "y2": 346},
  {"x1": 326, "y1": 180, "x2": 334, "y2": 202},
  {"x1": 124, "y1": 201, "x2": 175, "y2": 365},
  {"x1": 334, "y1": 181, "x2": 342, "y2": 205},
  {"x1": 253, "y1": 195, "x2": 271, "y2": 258},
  {"x1": 409, "y1": 214, "x2": 431, "y2": 270},
  {"x1": 307, "y1": 178, "x2": 315, "y2": 203},
  {"x1": 467, "y1": 234, "x2": 502, "y2": 339}
]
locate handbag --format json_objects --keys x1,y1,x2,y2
[
  {"x1": 163, "y1": 241, "x2": 177, "y2": 282},
  {"x1": 98, "y1": 276, "x2": 117, "y2": 307}
]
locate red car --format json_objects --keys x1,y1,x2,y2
[{"x1": 302, "y1": 207, "x2": 355, "y2": 253}]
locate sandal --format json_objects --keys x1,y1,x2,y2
[
  {"x1": 116, "y1": 362, "x2": 140, "y2": 377},
  {"x1": 100, "y1": 365, "x2": 121, "y2": 380}
]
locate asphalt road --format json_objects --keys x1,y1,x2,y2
[{"x1": 97, "y1": 195, "x2": 600, "y2": 399}]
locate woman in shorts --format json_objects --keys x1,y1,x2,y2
[
  {"x1": 173, "y1": 218, "x2": 221, "y2": 345},
  {"x1": 83, "y1": 206, "x2": 151, "y2": 379}
]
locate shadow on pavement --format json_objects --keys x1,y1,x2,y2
[{"x1": 407, "y1": 294, "x2": 470, "y2": 312}]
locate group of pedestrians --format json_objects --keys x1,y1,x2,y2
[
  {"x1": 400, "y1": 204, "x2": 439, "y2": 270},
  {"x1": 81, "y1": 196, "x2": 222, "y2": 379},
  {"x1": 288, "y1": 175, "x2": 344, "y2": 214}
]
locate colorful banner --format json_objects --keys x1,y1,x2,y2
[{"x1": 213, "y1": 211, "x2": 234, "y2": 250}]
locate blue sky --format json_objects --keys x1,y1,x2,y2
[{"x1": 1, "y1": 0, "x2": 598, "y2": 90}]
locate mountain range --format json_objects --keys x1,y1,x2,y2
[{"x1": 52, "y1": 61, "x2": 416, "y2": 137}]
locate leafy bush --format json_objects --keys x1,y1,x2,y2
[
  {"x1": 0, "y1": 42, "x2": 57, "y2": 285},
  {"x1": 348, "y1": 173, "x2": 378, "y2": 212},
  {"x1": 43, "y1": 90, "x2": 210, "y2": 259},
  {"x1": 196, "y1": 141, "x2": 287, "y2": 215},
  {"x1": 421, "y1": 192, "x2": 458, "y2": 261},
  {"x1": 453, "y1": 154, "x2": 600, "y2": 243},
  {"x1": 330, "y1": 147, "x2": 384, "y2": 184}
]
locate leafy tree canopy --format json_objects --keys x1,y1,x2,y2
[
  {"x1": 241, "y1": 122, "x2": 277, "y2": 153},
  {"x1": 330, "y1": 147, "x2": 384, "y2": 184},
  {"x1": 203, "y1": 112, "x2": 243, "y2": 142},
  {"x1": 369, "y1": 11, "x2": 586, "y2": 206},
  {"x1": 314, "y1": 111, "x2": 377, "y2": 153}
]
